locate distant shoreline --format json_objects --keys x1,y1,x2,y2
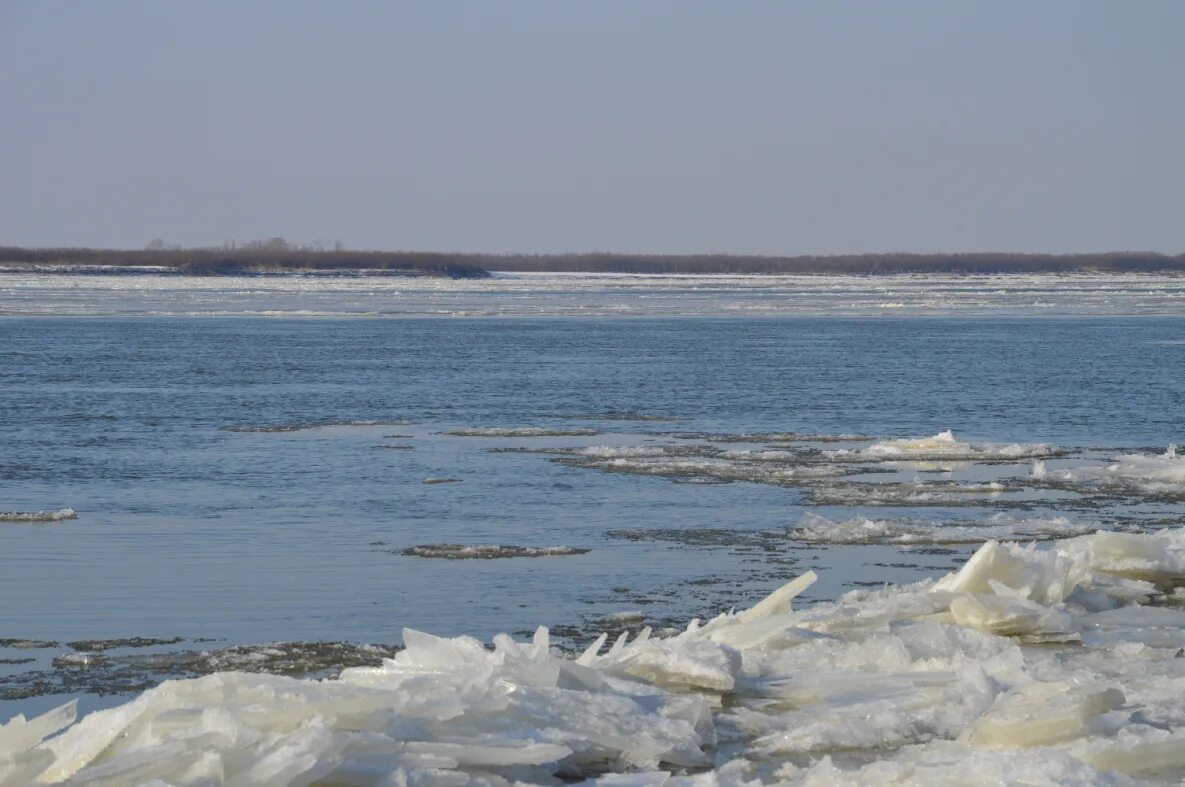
[{"x1": 2, "y1": 246, "x2": 1183, "y2": 277}]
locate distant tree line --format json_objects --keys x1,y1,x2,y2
[
  {"x1": 1, "y1": 245, "x2": 1183, "y2": 276},
  {"x1": 481, "y1": 251, "x2": 1185, "y2": 275},
  {"x1": 0, "y1": 242, "x2": 489, "y2": 278}
]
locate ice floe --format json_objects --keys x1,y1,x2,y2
[
  {"x1": 553, "y1": 432, "x2": 1070, "y2": 495},
  {"x1": 563, "y1": 447, "x2": 848, "y2": 487},
  {"x1": 827, "y1": 429, "x2": 1063, "y2": 462},
  {"x1": 9, "y1": 527, "x2": 1185, "y2": 784},
  {"x1": 577, "y1": 445, "x2": 673, "y2": 459},
  {"x1": 0, "y1": 509, "x2": 76, "y2": 523},
  {"x1": 794, "y1": 512, "x2": 1095, "y2": 545},
  {"x1": 1036, "y1": 445, "x2": 1185, "y2": 498},
  {"x1": 803, "y1": 480, "x2": 1016, "y2": 507}
]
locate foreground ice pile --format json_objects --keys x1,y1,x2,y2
[{"x1": 8, "y1": 529, "x2": 1185, "y2": 785}]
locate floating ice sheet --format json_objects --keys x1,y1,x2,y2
[
  {"x1": 1036, "y1": 446, "x2": 1185, "y2": 499},
  {"x1": 826, "y1": 430, "x2": 1063, "y2": 462},
  {"x1": 803, "y1": 480, "x2": 1017, "y2": 507},
  {"x1": 552, "y1": 432, "x2": 1072, "y2": 498},
  {"x1": 562, "y1": 445, "x2": 849, "y2": 487},
  {"x1": 8, "y1": 527, "x2": 1185, "y2": 784}
]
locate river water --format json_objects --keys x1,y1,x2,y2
[{"x1": 2, "y1": 274, "x2": 1184, "y2": 783}]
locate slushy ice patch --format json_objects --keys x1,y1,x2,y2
[
  {"x1": 793, "y1": 513, "x2": 1096, "y2": 545},
  {"x1": 552, "y1": 432, "x2": 1069, "y2": 494},
  {"x1": 9, "y1": 528, "x2": 1185, "y2": 784},
  {"x1": 562, "y1": 445, "x2": 849, "y2": 486},
  {"x1": 825, "y1": 429, "x2": 1065, "y2": 462},
  {"x1": 1035, "y1": 446, "x2": 1185, "y2": 498},
  {"x1": 803, "y1": 481, "x2": 1018, "y2": 507}
]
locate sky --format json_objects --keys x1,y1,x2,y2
[{"x1": 2, "y1": 1, "x2": 1182, "y2": 255}]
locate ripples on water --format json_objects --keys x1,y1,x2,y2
[{"x1": 1, "y1": 290, "x2": 1184, "y2": 782}]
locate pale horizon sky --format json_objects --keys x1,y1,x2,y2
[{"x1": 2, "y1": 1, "x2": 1183, "y2": 255}]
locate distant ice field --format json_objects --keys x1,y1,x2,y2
[{"x1": 2, "y1": 270, "x2": 1185, "y2": 316}]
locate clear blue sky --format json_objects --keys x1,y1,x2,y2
[{"x1": 2, "y1": 1, "x2": 1182, "y2": 255}]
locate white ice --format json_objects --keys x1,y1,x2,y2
[
  {"x1": 1038, "y1": 446, "x2": 1185, "y2": 497},
  {"x1": 8, "y1": 529, "x2": 1185, "y2": 785},
  {"x1": 828, "y1": 429, "x2": 1058, "y2": 462},
  {"x1": 794, "y1": 512, "x2": 1093, "y2": 545},
  {"x1": 5, "y1": 271, "x2": 1185, "y2": 318}
]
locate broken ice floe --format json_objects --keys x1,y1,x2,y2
[
  {"x1": 10, "y1": 527, "x2": 1185, "y2": 784},
  {"x1": 561, "y1": 445, "x2": 849, "y2": 487},
  {"x1": 825, "y1": 429, "x2": 1064, "y2": 462},
  {"x1": 400, "y1": 544, "x2": 591, "y2": 559},
  {"x1": 803, "y1": 480, "x2": 1019, "y2": 507},
  {"x1": 794, "y1": 512, "x2": 1097, "y2": 545},
  {"x1": 0, "y1": 509, "x2": 76, "y2": 523},
  {"x1": 547, "y1": 432, "x2": 1068, "y2": 496},
  {"x1": 1034, "y1": 445, "x2": 1185, "y2": 499}
]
